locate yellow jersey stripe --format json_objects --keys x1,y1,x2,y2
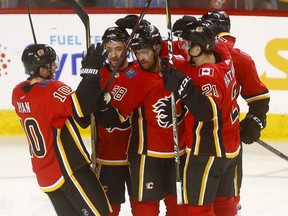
[
  {"x1": 246, "y1": 93, "x2": 270, "y2": 103},
  {"x1": 198, "y1": 156, "x2": 214, "y2": 205},
  {"x1": 138, "y1": 155, "x2": 146, "y2": 201},
  {"x1": 71, "y1": 93, "x2": 84, "y2": 117},
  {"x1": 65, "y1": 120, "x2": 90, "y2": 163},
  {"x1": 41, "y1": 176, "x2": 65, "y2": 192},
  {"x1": 194, "y1": 122, "x2": 203, "y2": 155},
  {"x1": 137, "y1": 108, "x2": 144, "y2": 154}
]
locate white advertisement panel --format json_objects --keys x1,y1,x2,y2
[{"x1": 0, "y1": 14, "x2": 287, "y2": 114}]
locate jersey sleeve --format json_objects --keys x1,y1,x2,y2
[
  {"x1": 46, "y1": 81, "x2": 75, "y2": 128},
  {"x1": 73, "y1": 76, "x2": 102, "y2": 117},
  {"x1": 231, "y1": 48, "x2": 270, "y2": 120}
]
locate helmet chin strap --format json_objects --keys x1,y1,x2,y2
[{"x1": 188, "y1": 46, "x2": 203, "y2": 64}]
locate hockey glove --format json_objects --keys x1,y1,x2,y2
[
  {"x1": 172, "y1": 15, "x2": 197, "y2": 37},
  {"x1": 95, "y1": 91, "x2": 112, "y2": 112},
  {"x1": 115, "y1": 14, "x2": 151, "y2": 29},
  {"x1": 80, "y1": 43, "x2": 107, "y2": 81},
  {"x1": 162, "y1": 67, "x2": 192, "y2": 99},
  {"x1": 163, "y1": 67, "x2": 215, "y2": 121},
  {"x1": 240, "y1": 113, "x2": 266, "y2": 144}
]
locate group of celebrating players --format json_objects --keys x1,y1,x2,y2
[{"x1": 12, "y1": 10, "x2": 269, "y2": 216}]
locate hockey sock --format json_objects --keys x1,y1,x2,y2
[
  {"x1": 164, "y1": 193, "x2": 186, "y2": 216},
  {"x1": 108, "y1": 204, "x2": 121, "y2": 216},
  {"x1": 214, "y1": 196, "x2": 237, "y2": 216},
  {"x1": 133, "y1": 200, "x2": 160, "y2": 216},
  {"x1": 186, "y1": 203, "x2": 215, "y2": 216}
]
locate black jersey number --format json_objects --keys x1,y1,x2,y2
[{"x1": 24, "y1": 118, "x2": 46, "y2": 158}]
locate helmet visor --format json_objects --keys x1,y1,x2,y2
[
  {"x1": 178, "y1": 36, "x2": 191, "y2": 54},
  {"x1": 54, "y1": 55, "x2": 60, "y2": 70}
]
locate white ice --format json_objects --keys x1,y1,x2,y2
[{"x1": 0, "y1": 136, "x2": 287, "y2": 216}]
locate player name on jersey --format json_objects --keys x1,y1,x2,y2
[{"x1": 16, "y1": 102, "x2": 31, "y2": 113}]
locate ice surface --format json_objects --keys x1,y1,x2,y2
[{"x1": 0, "y1": 137, "x2": 287, "y2": 216}]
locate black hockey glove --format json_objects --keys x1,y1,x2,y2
[
  {"x1": 80, "y1": 43, "x2": 107, "y2": 81},
  {"x1": 162, "y1": 67, "x2": 192, "y2": 99},
  {"x1": 163, "y1": 67, "x2": 214, "y2": 121},
  {"x1": 172, "y1": 15, "x2": 197, "y2": 37},
  {"x1": 115, "y1": 14, "x2": 151, "y2": 29},
  {"x1": 95, "y1": 91, "x2": 112, "y2": 112},
  {"x1": 240, "y1": 113, "x2": 266, "y2": 144}
]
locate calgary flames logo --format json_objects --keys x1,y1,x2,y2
[{"x1": 153, "y1": 96, "x2": 186, "y2": 128}]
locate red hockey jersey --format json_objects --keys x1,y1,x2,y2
[
  {"x1": 12, "y1": 80, "x2": 91, "y2": 191},
  {"x1": 217, "y1": 33, "x2": 270, "y2": 103},
  {"x1": 96, "y1": 65, "x2": 132, "y2": 165},
  {"x1": 184, "y1": 42, "x2": 240, "y2": 158},
  {"x1": 109, "y1": 61, "x2": 188, "y2": 158}
]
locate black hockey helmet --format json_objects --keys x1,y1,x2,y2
[
  {"x1": 102, "y1": 26, "x2": 129, "y2": 44},
  {"x1": 130, "y1": 25, "x2": 162, "y2": 50},
  {"x1": 179, "y1": 20, "x2": 216, "y2": 52},
  {"x1": 202, "y1": 10, "x2": 231, "y2": 33},
  {"x1": 21, "y1": 44, "x2": 57, "y2": 77}
]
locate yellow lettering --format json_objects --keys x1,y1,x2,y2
[{"x1": 260, "y1": 38, "x2": 288, "y2": 90}]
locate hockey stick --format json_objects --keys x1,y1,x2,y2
[
  {"x1": 257, "y1": 140, "x2": 288, "y2": 162},
  {"x1": 103, "y1": 0, "x2": 152, "y2": 91},
  {"x1": 165, "y1": 0, "x2": 183, "y2": 204},
  {"x1": 65, "y1": 0, "x2": 90, "y2": 50},
  {"x1": 25, "y1": 0, "x2": 37, "y2": 44},
  {"x1": 64, "y1": 0, "x2": 98, "y2": 172}
]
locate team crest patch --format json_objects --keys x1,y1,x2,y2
[
  {"x1": 199, "y1": 68, "x2": 214, "y2": 77},
  {"x1": 124, "y1": 69, "x2": 137, "y2": 78},
  {"x1": 37, "y1": 49, "x2": 45, "y2": 56}
]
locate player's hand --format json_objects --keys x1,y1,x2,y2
[
  {"x1": 95, "y1": 91, "x2": 112, "y2": 112},
  {"x1": 172, "y1": 15, "x2": 197, "y2": 37},
  {"x1": 162, "y1": 67, "x2": 192, "y2": 98},
  {"x1": 115, "y1": 14, "x2": 150, "y2": 29},
  {"x1": 80, "y1": 43, "x2": 107, "y2": 80},
  {"x1": 240, "y1": 114, "x2": 266, "y2": 144}
]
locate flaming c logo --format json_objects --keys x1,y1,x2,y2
[
  {"x1": 0, "y1": 43, "x2": 11, "y2": 77},
  {"x1": 153, "y1": 96, "x2": 186, "y2": 128}
]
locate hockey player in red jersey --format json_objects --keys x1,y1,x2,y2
[
  {"x1": 202, "y1": 10, "x2": 270, "y2": 215},
  {"x1": 98, "y1": 18, "x2": 189, "y2": 215},
  {"x1": 12, "y1": 43, "x2": 112, "y2": 215},
  {"x1": 160, "y1": 16, "x2": 196, "y2": 61},
  {"x1": 95, "y1": 26, "x2": 135, "y2": 216},
  {"x1": 163, "y1": 20, "x2": 240, "y2": 216},
  {"x1": 201, "y1": 10, "x2": 270, "y2": 144}
]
